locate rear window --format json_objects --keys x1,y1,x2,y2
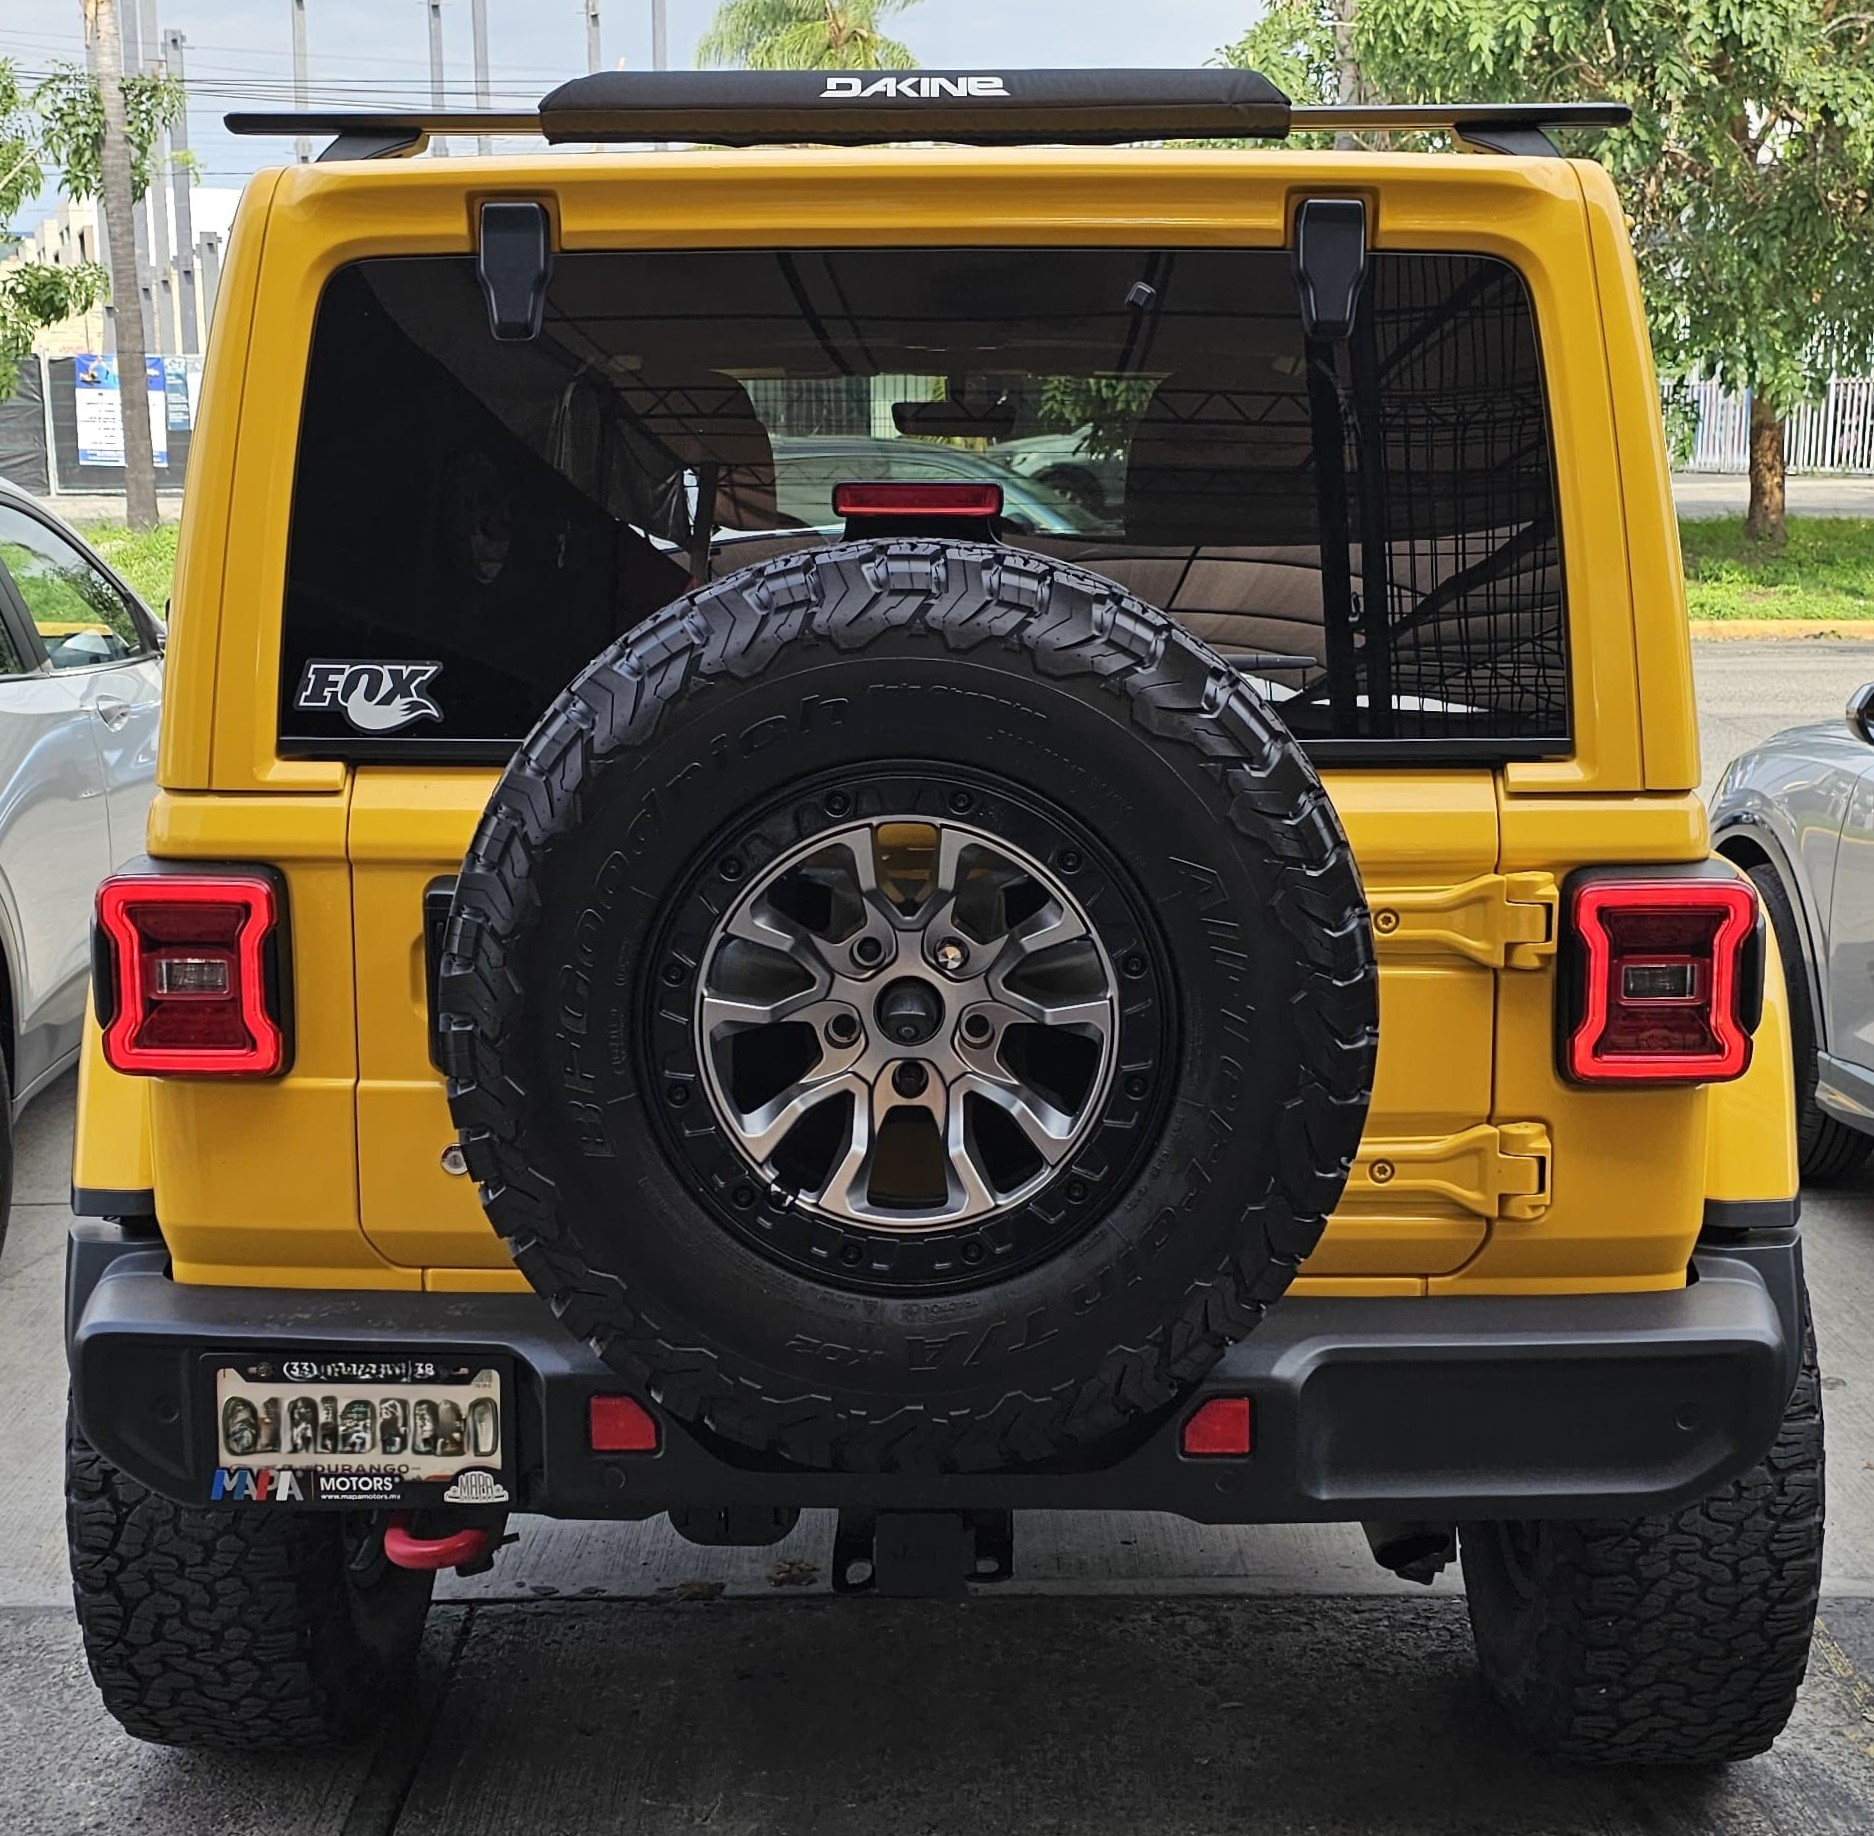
[{"x1": 279, "y1": 246, "x2": 1565, "y2": 761}]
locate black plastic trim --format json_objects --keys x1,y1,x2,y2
[
  {"x1": 1700, "y1": 1196, "x2": 1800, "y2": 1242},
  {"x1": 70, "y1": 1186, "x2": 157, "y2": 1220},
  {"x1": 68, "y1": 1226, "x2": 1802, "y2": 1526},
  {"x1": 226, "y1": 90, "x2": 1628, "y2": 159}
]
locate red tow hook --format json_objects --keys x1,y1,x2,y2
[{"x1": 383, "y1": 1514, "x2": 497, "y2": 1572}]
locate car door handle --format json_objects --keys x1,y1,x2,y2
[{"x1": 95, "y1": 697, "x2": 133, "y2": 730}]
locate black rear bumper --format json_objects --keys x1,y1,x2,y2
[{"x1": 67, "y1": 1221, "x2": 1805, "y2": 1524}]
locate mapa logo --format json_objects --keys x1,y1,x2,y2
[
  {"x1": 821, "y1": 74, "x2": 1010, "y2": 100},
  {"x1": 212, "y1": 1466, "x2": 308, "y2": 1503},
  {"x1": 443, "y1": 1469, "x2": 511, "y2": 1505},
  {"x1": 296, "y1": 659, "x2": 443, "y2": 734}
]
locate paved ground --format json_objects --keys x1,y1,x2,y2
[
  {"x1": 1673, "y1": 474, "x2": 1874, "y2": 519},
  {"x1": 3, "y1": 641, "x2": 1873, "y2": 1831}
]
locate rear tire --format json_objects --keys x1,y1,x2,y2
[
  {"x1": 67, "y1": 1410, "x2": 434, "y2": 1749},
  {"x1": 1461, "y1": 1293, "x2": 1824, "y2": 1765},
  {"x1": 1750, "y1": 864, "x2": 1873, "y2": 1183}
]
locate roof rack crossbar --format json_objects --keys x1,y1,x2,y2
[{"x1": 224, "y1": 77, "x2": 1629, "y2": 162}]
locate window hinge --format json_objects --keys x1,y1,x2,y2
[
  {"x1": 1348, "y1": 1122, "x2": 1553, "y2": 1222},
  {"x1": 1368, "y1": 872, "x2": 1557, "y2": 970}
]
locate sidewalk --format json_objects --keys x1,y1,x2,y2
[{"x1": 1673, "y1": 473, "x2": 1874, "y2": 518}]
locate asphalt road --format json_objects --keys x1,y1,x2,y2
[{"x1": 2, "y1": 641, "x2": 1873, "y2": 1834}]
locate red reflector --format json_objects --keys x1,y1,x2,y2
[
  {"x1": 95, "y1": 875, "x2": 285, "y2": 1077},
  {"x1": 833, "y1": 480, "x2": 1004, "y2": 520},
  {"x1": 588, "y1": 1394, "x2": 660, "y2": 1453},
  {"x1": 1567, "y1": 879, "x2": 1756, "y2": 1083},
  {"x1": 1181, "y1": 1396, "x2": 1253, "y2": 1457}
]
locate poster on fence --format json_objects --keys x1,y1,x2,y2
[{"x1": 72, "y1": 354, "x2": 169, "y2": 468}]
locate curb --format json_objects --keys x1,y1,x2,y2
[{"x1": 1688, "y1": 619, "x2": 1874, "y2": 641}]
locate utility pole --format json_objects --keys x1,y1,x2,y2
[
  {"x1": 291, "y1": 0, "x2": 310, "y2": 164},
  {"x1": 472, "y1": 0, "x2": 491, "y2": 155},
  {"x1": 586, "y1": 0, "x2": 602, "y2": 73},
  {"x1": 164, "y1": 30, "x2": 199, "y2": 353},
  {"x1": 87, "y1": 0, "x2": 159, "y2": 528},
  {"x1": 651, "y1": 0, "x2": 667, "y2": 69},
  {"x1": 118, "y1": 0, "x2": 158, "y2": 361},
  {"x1": 143, "y1": 1, "x2": 174, "y2": 357},
  {"x1": 429, "y1": 0, "x2": 448, "y2": 155}
]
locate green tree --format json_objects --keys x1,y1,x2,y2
[
  {"x1": 32, "y1": 7, "x2": 185, "y2": 531},
  {"x1": 0, "y1": 60, "x2": 106, "y2": 401},
  {"x1": 698, "y1": 0, "x2": 919, "y2": 70},
  {"x1": 1218, "y1": 0, "x2": 1874, "y2": 544}
]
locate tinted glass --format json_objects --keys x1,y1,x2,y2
[
  {"x1": 281, "y1": 248, "x2": 1565, "y2": 754},
  {"x1": 0, "y1": 504, "x2": 144, "y2": 669}
]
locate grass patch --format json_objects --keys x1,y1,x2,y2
[
  {"x1": 79, "y1": 521, "x2": 179, "y2": 614},
  {"x1": 66, "y1": 513, "x2": 1874, "y2": 627},
  {"x1": 1679, "y1": 517, "x2": 1874, "y2": 621}
]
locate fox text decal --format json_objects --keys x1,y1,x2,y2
[{"x1": 296, "y1": 660, "x2": 443, "y2": 734}]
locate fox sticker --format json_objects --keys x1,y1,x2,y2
[{"x1": 296, "y1": 660, "x2": 443, "y2": 734}]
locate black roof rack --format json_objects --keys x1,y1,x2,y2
[{"x1": 225, "y1": 70, "x2": 1629, "y2": 162}]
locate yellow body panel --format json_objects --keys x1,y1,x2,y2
[
  {"x1": 72, "y1": 997, "x2": 154, "y2": 1196},
  {"x1": 78, "y1": 143, "x2": 1797, "y2": 1297}
]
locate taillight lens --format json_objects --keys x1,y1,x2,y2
[
  {"x1": 95, "y1": 874, "x2": 288, "y2": 1076},
  {"x1": 1565, "y1": 877, "x2": 1758, "y2": 1084},
  {"x1": 833, "y1": 480, "x2": 1004, "y2": 519}
]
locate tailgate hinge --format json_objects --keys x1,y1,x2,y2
[
  {"x1": 1348, "y1": 1122, "x2": 1553, "y2": 1222},
  {"x1": 1369, "y1": 872, "x2": 1558, "y2": 969}
]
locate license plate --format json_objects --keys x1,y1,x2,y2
[{"x1": 209, "y1": 1353, "x2": 509, "y2": 1508}]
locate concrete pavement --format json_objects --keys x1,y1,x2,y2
[
  {"x1": 3, "y1": 639, "x2": 1873, "y2": 1831},
  {"x1": 1673, "y1": 474, "x2": 1874, "y2": 519}
]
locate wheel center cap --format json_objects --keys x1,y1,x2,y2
[{"x1": 875, "y1": 976, "x2": 943, "y2": 1047}]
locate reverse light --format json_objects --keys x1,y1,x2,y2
[
  {"x1": 1565, "y1": 877, "x2": 1759, "y2": 1084},
  {"x1": 1181, "y1": 1396, "x2": 1253, "y2": 1458},
  {"x1": 588, "y1": 1394, "x2": 660, "y2": 1453},
  {"x1": 95, "y1": 873, "x2": 288, "y2": 1076},
  {"x1": 833, "y1": 480, "x2": 1004, "y2": 520}
]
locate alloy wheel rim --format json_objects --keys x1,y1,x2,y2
[{"x1": 693, "y1": 816, "x2": 1119, "y2": 1232}]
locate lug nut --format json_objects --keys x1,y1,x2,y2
[
  {"x1": 933, "y1": 938, "x2": 969, "y2": 974},
  {"x1": 892, "y1": 1061, "x2": 930, "y2": 1098},
  {"x1": 852, "y1": 935, "x2": 886, "y2": 968},
  {"x1": 826, "y1": 1012, "x2": 860, "y2": 1046}
]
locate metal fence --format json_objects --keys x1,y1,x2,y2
[{"x1": 1681, "y1": 377, "x2": 1874, "y2": 475}]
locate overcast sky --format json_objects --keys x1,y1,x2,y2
[{"x1": 7, "y1": 0, "x2": 1263, "y2": 229}]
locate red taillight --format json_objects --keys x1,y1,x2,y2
[
  {"x1": 588, "y1": 1394, "x2": 660, "y2": 1453},
  {"x1": 1565, "y1": 878, "x2": 1758, "y2": 1084},
  {"x1": 1181, "y1": 1396, "x2": 1253, "y2": 1458},
  {"x1": 833, "y1": 480, "x2": 1004, "y2": 520},
  {"x1": 95, "y1": 874, "x2": 287, "y2": 1076}
]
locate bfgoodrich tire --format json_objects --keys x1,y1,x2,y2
[
  {"x1": 67, "y1": 1411, "x2": 434, "y2": 1749},
  {"x1": 441, "y1": 540, "x2": 1377, "y2": 1472},
  {"x1": 1461, "y1": 1291, "x2": 1825, "y2": 1766}
]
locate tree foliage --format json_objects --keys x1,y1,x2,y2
[
  {"x1": 1222, "y1": 1, "x2": 1874, "y2": 409},
  {"x1": 698, "y1": 0, "x2": 919, "y2": 70},
  {"x1": 32, "y1": 61, "x2": 186, "y2": 205},
  {"x1": 1, "y1": 60, "x2": 106, "y2": 399},
  {"x1": 1218, "y1": 1, "x2": 1874, "y2": 535}
]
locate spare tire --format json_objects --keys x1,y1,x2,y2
[{"x1": 440, "y1": 540, "x2": 1376, "y2": 1472}]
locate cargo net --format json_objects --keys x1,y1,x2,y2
[{"x1": 1016, "y1": 253, "x2": 1570, "y2": 747}]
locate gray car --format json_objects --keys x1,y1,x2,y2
[
  {"x1": 0, "y1": 480, "x2": 165, "y2": 1244},
  {"x1": 1712, "y1": 681, "x2": 1874, "y2": 1181}
]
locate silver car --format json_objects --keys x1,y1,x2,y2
[
  {"x1": 0, "y1": 480, "x2": 165, "y2": 1245},
  {"x1": 1712, "y1": 681, "x2": 1874, "y2": 1181}
]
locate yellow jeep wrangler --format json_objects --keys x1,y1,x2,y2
[{"x1": 66, "y1": 70, "x2": 1817, "y2": 1764}]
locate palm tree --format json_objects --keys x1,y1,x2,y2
[
  {"x1": 698, "y1": 0, "x2": 919, "y2": 70},
  {"x1": 84, "y1": 0, "x2": 158, "y2": 530}
]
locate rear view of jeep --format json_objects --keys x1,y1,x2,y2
[{"x1": 67, "y1": 70, "x2": 1819, "y2": 1766}]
